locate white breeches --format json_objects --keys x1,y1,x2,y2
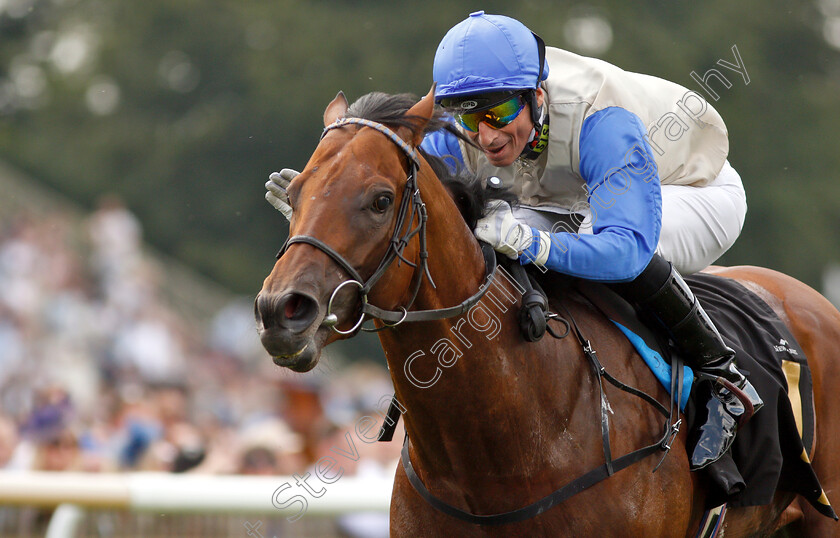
[
  {"x1": 512, "y1": 161, "x2": 747, "y2": 276},
  {"x1": 655, "y1": 161, "x2": 746, "y2": 274}
]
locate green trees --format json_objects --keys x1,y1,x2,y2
[{"x1": 2, "y1": 0, "x2": 839, "y2": 293}]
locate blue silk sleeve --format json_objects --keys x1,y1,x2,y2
[
  {"x1": 420, "y1": 121, "x2": 464, "y2": 174},
  {"x1": 521, "y1": 107, "x2": 661, "y2": 282}
]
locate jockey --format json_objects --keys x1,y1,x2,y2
[{"x1": 417, "y1": 11, "x2": 762, "y2": 470}]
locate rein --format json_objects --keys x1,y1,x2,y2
[{"x1": 276, "y1": 117, "x2": 499, "y2": 334}]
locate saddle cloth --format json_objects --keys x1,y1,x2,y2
[{"x1": 576, "y1": 273, "x2": 836, "y2": 519}]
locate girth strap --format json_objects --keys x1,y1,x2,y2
[
  {"x1": 399, "y1": 298, "x2": 684, "y2": 525},
  {"x1": 400, "y1": 430, "x2": 666, "y2": 526}
]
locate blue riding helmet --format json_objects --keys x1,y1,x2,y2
[{"x1": 433, "y1": 11, "x2": 549, "y2": 103}]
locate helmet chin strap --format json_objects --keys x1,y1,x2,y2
[
  {"x1": 520, "y1": 100, "x2": 549, "y2": 160},
  {"x1": 519, "y1": 32, "x2": 547, "y2": 161}
]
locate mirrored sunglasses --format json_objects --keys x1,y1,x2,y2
[{"x1": 453, "y1": 93, "x2": 527, "y2": 132}]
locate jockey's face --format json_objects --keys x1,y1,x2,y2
[{"x1": 467, "y1": 88, "x2": 543, "y2": 168}]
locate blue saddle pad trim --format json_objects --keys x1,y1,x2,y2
[{"x1": 612, "y1": 321, "x2": 693, "y2": 411}]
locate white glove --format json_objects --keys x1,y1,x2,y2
[
  {"x1": 265, "y1": 168, "x2": 298, "y2": 221},
  {"x1": 474, "y1": 201, "x2": 534, "y2": 260}
]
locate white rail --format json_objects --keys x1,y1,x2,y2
[{"x1": 0, "y1": 471, "x2": 392, "y2": 514}]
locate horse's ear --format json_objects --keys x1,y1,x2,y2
[
  {"x1": 324, "y1": 91, "x2": 349, "y2": 127},
  {"x1": 401, "y1": 84, "x2": 436, "y2": 147}
]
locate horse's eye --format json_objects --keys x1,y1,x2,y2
[{"x1": 372, "y1": 195, "x2": 393, "y2": 213}]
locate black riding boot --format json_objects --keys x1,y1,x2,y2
[{"x1": 610, "y1": 255, "x2": 764, "y2": 470}]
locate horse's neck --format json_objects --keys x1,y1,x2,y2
[
  {"x1": 378, "y1": 297, "x2": 588, "y2": 488},
  {"x1": 376, "y1": 172, "x2": 587, "y2": 482}
]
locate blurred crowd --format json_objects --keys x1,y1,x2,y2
[{"x1": 0, "y1": 196, "x2": 400, "y2": 533}]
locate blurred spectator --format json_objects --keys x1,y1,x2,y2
[
  {"x1": 86, "y1": 195, "x2": 145, "y2": 311},
  {"x1": 111, "y1": 306, "x2": 187, "y2": 384},
  {"x1": 20, "y1": 385, "x2": 74, "y2": 442},
  {"x1": 31, "y1": 427, "x2": 82, "y2": 472},
  {"x1": 0, "y1": 415, "x2": 18, "y2": 469},
  {"x1": 165, "y1": 422, "x2": 207, "y2": 473},
  {"x1": 278, "y1": 378, "x2": 328, "y2": 465},
  {"x1": 11, "y1": 386, "x2": 81, "y2": 472},
  {"x1": 0, "y1": 306, "x2": 24, "y2": 388},
  {"x1": 210, "y1": 298, "x2": 266, "y2": 361},
  {"x1": 237, "y1": 417, "x2": 305, "y2": 476},
  {"x1": 0, "y1": 213, "x2": 45, "y2": 320},
  {"x1": 0, "y1": 197, "x2": 401, "y2": 531}
]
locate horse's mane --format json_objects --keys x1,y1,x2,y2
[
  {"x1": 346, "y1": 91, "x2": 456, "y2": 137},
  {"x1": 345, "y1": 92, "x2": 517, "y2": 229}
]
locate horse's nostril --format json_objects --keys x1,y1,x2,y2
[
  {"x1": 284, "y1": 294, "x2": 304, "y2": 320},
  {"x1": 257, "y1": 292, "x2": 318, "y2": 332}
]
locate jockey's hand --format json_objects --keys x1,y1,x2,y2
[
  {"x1": 474, "y1": 200, "x2": 534, "y2": 260},
  {"x1": 265, "y1": 168, "x2": 298, "y2": 221}
]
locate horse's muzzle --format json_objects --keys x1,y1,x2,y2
[{"x1": 255, "y1": 291, "x2": 323, "y2": 371}]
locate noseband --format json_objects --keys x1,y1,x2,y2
[{"x1": 276, "y1": 117, "x2": 498, "y2": 335}]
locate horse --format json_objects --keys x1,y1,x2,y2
[{"x1": 255, "y1": 87, "x2": 840, "y2": 536}]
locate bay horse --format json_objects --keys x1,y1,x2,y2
[{"x1": 255, "y1": 87, "x2": 840, "y2": 536}]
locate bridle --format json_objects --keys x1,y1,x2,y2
[{"x1": 276, "y1": 116, "x2": 499, "y2": 335}]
